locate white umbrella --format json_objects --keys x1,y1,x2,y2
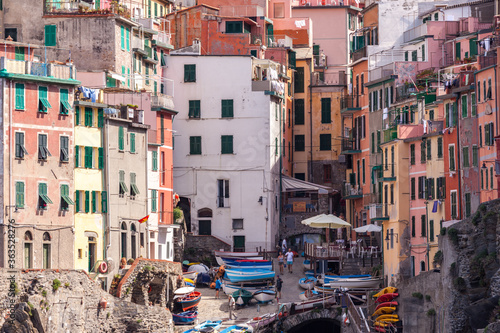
[
  {"x1": 353, "y1": 224, "x2": 382, "y2": 233},
  {"x1": 301, "y1": 214, "x2": 351, "y2": 229}
]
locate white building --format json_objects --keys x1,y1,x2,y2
[{"x1": 170, "y1": 54, "x2": 286, "y2": 252}]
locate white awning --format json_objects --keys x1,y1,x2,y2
[
  {"x1": 107, "y1": 72, "x2": 126, "y2": 83},
  {"x1": 281, "y1": 175, "x2": 334, "y2": 194}
]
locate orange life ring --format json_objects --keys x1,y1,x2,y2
[
  {"x1": 148, "y1": 285, "x2": 152, "y2": 293},
  {"x1": 99, "y1": 261, "x2": 108, "y2": 274}
]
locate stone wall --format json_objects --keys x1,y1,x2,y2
[
  {"x1": 0, "y1": 269, "x2": 172, "y2": 333},
  {"x1": 184, "y1": 234, "x2": 231, "y2": 265}
]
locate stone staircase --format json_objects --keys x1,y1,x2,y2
[{"x1": 341, "y1": 256, "x2": 362, "y2": 275}]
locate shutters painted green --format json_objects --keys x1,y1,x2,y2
[
  {"x1": 84, "y1": 107, "x2": 93, "y2": 127},
  {"x1": 449, "y1": 145, "x2": 455, "y2": 170},
  {"x1": 44, "y1": 25, "x2": 56, "y2": 46},
  {"x1": 101, "y1": 191, "x2": 107, "y2": 213},
  {"x1": 15, "y1": 132, "x2": 25, "y2": 158},
  {"x1": 160, "y1": 114, "x2": 165, "y2": 145},
  {"x1": 118, "y1": 126, "x2": 124, "y2": 150},
  {"x1": 75, "y1": 146, "x2": 79, "y2": 167},
  {"x1": 38, "y1": 134, "x2": 48, "y2": 160},
  {"x1": 75, "y1": 190, "x2": 80, "y2": 212},
  {"x1": 289, "y1": 51, "x2": 296, "y2": 69},
  {"x1": 188, "y1": 100, "x2": 200, "y2": 118},
  {"x1": 411, "y1": 50, "x2": 417, "y2": 61},
  {"x1": 75, "y1": 106, "x2": 80, "y2": 125},
  {"x1": 221, "y1": 99, "x2": 234, "y2": 118},
  {"x1": 121, "y1": 26, "x2": 125, "y2": 49},
  {"x1": 184, "y1": 64, "x2": 196, "y2": 82},
  {"x1": 59, "y1": 88, "x2": 72, "y2": 114},
  {"x1": 60, "y1": 136, "x2": 69, "y2": 162},
  {"x1": 295, "y1": 99, "x2": 304, "y2": 125},
  {"x1": 452, "y1": 102, "x2": 458, "y2": 126},
  {"x1": 461, "y1": 95, "x2": 467, "y2": 118},
  {"x1": 85, "y1": 191, "x2": 90, "y2": 213},
  {"x1": 97, "y1": 108, "x2": 103, "y2": 128},
  {"x1": 126, "y1": 27, "x2": 130, "y2": 52},
  {"x1": 190, "y1": 136, "x2": 201, "y2": 155},
  {"x1": 437, "y1": 137, "x2": 443, "y2": 158},
  {"x1": 152, "y1": 151, "x2": 158, "y2": 171},
  {"x1": 98, "y1": 147, "x2": 104, "y2": 169},
  {"x1": 321, "y1": 98, "x2": 331, "y2": 123},
  {"x1": 92, "y1": 191, "x2": 97, "y2": 213},
  {"x1": 84, "y1": 146, "x2": 93, "y2": 168},
  {"x1": 295, "y1": 67, "x2": 304, "y2": 93},
  {"x1": 422, "y1": 44, "x2": 425, "y2": 61},
  {"x1": 319, "y1": 134, "x2": 331, "y2": 150},
  {"x1": 15, "y1": 182, "x2": 24, "y2": 208},
  {"x1": 221, "y1": 135, "x2": 233, "y2": 154},
  {"x1": 151, "y1": 189, "x2": 157, "y2": 212},
  {"x1": 14, "y1": 47, "x2": 24, "y2": 60},
  {"x1": 455, "y1": 42, "x2": 461, "y2": 60},
  {"x1": 463, "y1": 147, "x2": 469, "y2": 168},
  {"x1": 38, "y1": 86, "x2": 51, "y2": 112},
  {"x1": 15, "y1": 83, "x2": 24, "y2": 110},
  {"x1": 226, "y1": 21, "x2": 243, "y2": 33},
  {"x1": 130, "y1": 133, "x2": 136, "y2": 153}
]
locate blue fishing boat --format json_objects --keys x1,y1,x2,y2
[
  {"x1": 222, "y1": 258, "x2": 272, "y2": 271},
  {"x1": 194, "y1": 320, "x2": 222, "y2": 332},
  {"x1": 172, "y1": 310, "x2": 198, "y2": 325},
  {"x1": 219, "y1": 325, "x2": 253, "y2": 332},
  {"x1": 299, "y1": 277, "x2": 317, "y2": 290},
  {"x1": 253, "y1": 289, "x2": 276, "y2": 303},
  {"x1": 225, "y1": 269, "x2": 275, "y2": 283}
]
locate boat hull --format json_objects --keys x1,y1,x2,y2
[
  {"x1": 233, "y1": 289, "x2": 253, "y2": 306},
  {"x1": 172, "y1": 311, "x2": 198, "y2": 325},
  {"x1": 253, "y1": 290, "x2": 276, "y2": 303},
  {"x1": 375, "y1": 301, "x2": 398, "y2": 311},
  {"x1": 372, "y1": 307, "x2": 396, "y2": 317},
  {"x1": 215, "y1": 251, "x2": 259, "y2": 257},
  {"x1": 292, "y1": 295, "x2": 337, "y2": 313},
  {"x1": 375, "y1": 293, "x2": 399, "y2": 303},
  {"x1": 219, "y1": 325, "x2": 252, "y2": 333},
  {"x1": 246, "y1": 313, "x2": 277, "y2": 329},
  {"x1": 176, "y1": 291, "x2": 202, "y2": 311},
  {"x1": 373, "y1": 286, "x2": 398, "y2": 298},
  {"x1": 225, "y1": 269, "x2": 275, "y2": 283},
  {"x1": 325, "y1": 277, "x2": 383, "y2": 289},
  {"x1": 299, "y1": 277, "x2": 317, "y2": 290}
]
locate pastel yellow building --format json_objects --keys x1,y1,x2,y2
[{"x1": 73, "y1": 95, "x2": 107, "y2": 282}]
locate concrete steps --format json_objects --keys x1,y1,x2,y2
[{"x1": 341, "y1": 257, "x2": 362, "y2": 275}]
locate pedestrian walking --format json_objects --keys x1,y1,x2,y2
[
  {"x1": 276, "y1": 275, "x2": 283, "y2": 299},
  {"x1": 278, "y1": 251, "x2": 284, "y2": 274},
  {"x1": 282, "y1": 239, "x2": 287, "y2": 254},
  {"x1": 285, "y1": 248, "x2": 294, "y2": 273},
  {"x1": 228, "y1": 294, "x2": 237, "y2": 320},
  {"x1": 215, "y1": 277, "x2": 222, "y2": 299}
]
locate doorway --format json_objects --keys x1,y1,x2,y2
[{"x1": 88, "y1": 237, "x2": 96, "y2": 272}]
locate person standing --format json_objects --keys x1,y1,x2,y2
[
  {"x1": 215, "y1": 277, "x2": 222, "y2": 299},
  {"x1": 228, "y1": 294, "x2": 237, "y2": 320},
  {"x1": 285, "y1": 248, "x2": 294, "y2": 273},
  {"x1": 276, "y1": 275, "x2": 283, "y2": 299},
  {"x1": 282, "y1": 239, "x2": 287, "y2": 254},
  {"x1": 278, "y1": 251, "x2": 284, "y2": 274}
]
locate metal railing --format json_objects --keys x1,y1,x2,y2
[
  {"x1": 403, "y1": 23, "x2": 428, "y2": 43},
  {"x1": 369, "y1": 63, "x2": 393, "y2": 82},
  {"x1": 347, "y1": 294, "x2": 371, "y2": 333},
  {"x1": 304, "y1": 243, "x2": 344, "y2": 260},
  {"x1": 155, "y1": 32, "x2": 172, "y2": 47},
  {"x1": 151, "y1": 92, "x2": 175, "y2": 110},
  {"x1": 311, "y1": 72, "x2": 346, "y2": 86},
  {"x1": 1, "y1": 57, "x2": 74, "y2": 80},
  {"x1": 368, "y1": 204, "x2": 387, "y2": 220},
  {"x1": 343, "y1": 183, "x2": 363, "y2": 198},
  {"x1": 265, "y1": 35, "x2": 293, "y2": 48},
  {"x1": 351, "y1": 46, "x2": 367, "y2": 63},
  {"x1": 340, "y1": 95, "x2": 361, "y2": 110},
  {"x1": 341, "y1": 138, "x2": 359, "y2": 152},
  {"x1": 396, "y1": 84, "x2": 418, "y2": 102},
  {"x1": 479, "y1": 51, "x2": 497, "y2": 68}
]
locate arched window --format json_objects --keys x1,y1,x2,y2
[
  {"x1": 121, "y1": 222, "x2": 127, "y2": 259},
  {"x1": 43, "y1": 232, "x2": 51, "y2": 241},
  {"x1": 25, "y1": 231, "x2": 33, "y2": 241},
  {"x1": 131, "y1": 224, "x2": 137, "y2": 232},
  {"x1": 420, "y1": 261, "x2": 426, "y2": 272},
  {"x1": 197, "y1": 208, "x2": 212, "y2": 218},
  {"x1": 121, "y1": 222, "x2": 127, "y2": 230},
  {"x1": 24, "y1": 231, "x2": 33, "y2": 269},
  {"x1": 130, "y1": 224, "x2": 137, "y2": 259},
  {"x1": 42, "y1": 232, "x2": 51, "y2": 269}
]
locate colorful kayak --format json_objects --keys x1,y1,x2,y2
[
  {"x1": 176, "y1": 291, "x2": 202, "y2": 311},
  {"x1": 373, "y1": 286, "x2": 398, "y2": 298},
  {"x1": 172, "y1": 310, "x2": 198, "y2": 325},
  {"x1": 233, "y1": 289, "x2": 253, "y2": 306},
  {"x1": 372, "y1": 306, "x2": 396, "y2": 317},
  {"x1": 376, "y1": 314, "x2": 399, "y2": 322},
  {"x1": 253, "y1": 289, "x2": 276, "y2": 303},
  {"x1": 225, "y1": 269, "x2": 275, "y2": 283},
  {"x1": 375, "y1": 301, "x2": 399, "y2": 311},
  {"x1": 299, "y1": 277, "x2": 317, "y2": 290},
  {"x1": 375, "y1": 293, "x2": 399, "y2": 303}
]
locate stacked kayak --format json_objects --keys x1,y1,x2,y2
[{"x1": 372, "y1": 286, "x2": 400, "y2": 332}]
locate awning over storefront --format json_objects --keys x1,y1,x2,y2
[{"x1": 281, "y1": 175, "x2": 334, "y2": 194}]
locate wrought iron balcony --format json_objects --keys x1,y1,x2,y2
[{"x1": 342, "y1": 183, "x2": 363, "y2": 200}]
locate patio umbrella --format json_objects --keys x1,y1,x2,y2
[
  {"x1": 353, "y1": 224, "x2": 382, "y2": 246},
  {"x1": 301, "y1": 214, "x2": 351, "y2": 243}
]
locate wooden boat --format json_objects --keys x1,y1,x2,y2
[
  {"x1": 232, "y1": 289, "x2": 253, "y2": 306},
  {"x1": 253, "y1": 289, "x2": 276, "y2": 303},
  {"x1": 225, "y1": 269, "x2": 275, "y2": 283},
  {"x1": 376, "y1": 314, "x2": 399, "y2": 322},
  {"x1": 325, "y1": 277, "x2": 383, "y2": 289},
  {"x1": 314, "y1": 285, "x2": 335, "y2": 294},
  {"x1": 222, "y1": 281, "x2": 273, "y2": 295},
  {"x1": 299, "y1": 290, "x2": 320, "y2": 301},
  {"x1": 299, "y1": 277, "x2": 317, "y2": 290},
  {"x1": 246, "y1": 313, "x2": 277, "y2": 330},
  {"x1": 176, "y1": 291, "x2": 202, "y2": 311},
  {"x1": 183, "y1": 271, "x2": 199, "y2": 281},
  {"x1": 172, "y1": 310, "x2": 198, "y2": 325},
  {"x1": 174, "y1": 287, "x2": 195, "y2": 296},
  {"x1": 375, "y1": 301, "x2": 398, "y2": 311},
  {"x1": 194, "y1": 320, "x2": 222, "y2": 331},
  {"x1": 215, "y1": 250, "x2": 259, "y2": 257},
  {"x1": 216, "y1": 255, "x2": 263, "y2": 266},
  {"x1": 375, "y1": 293, "x2": 399, "y2": 303},
  {"x1": 292, "y1": 294, "x2": 337, "y2": 313},
  {"x1": 372, "y1": 306, "x2": 396, "y2": 317},
  {"x1": 222, "y1": 258, "x2": 272, "y2": 271},
  {"x1": 373, "y1": 286, "x2": 398, "y2": 298},
  {"x1": 303, "y1": 259, "x2": 311, "y2": 270},
  {"x1": 219, "y1": 325, "x2": 253, "y2": 333}
]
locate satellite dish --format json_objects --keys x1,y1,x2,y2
[{"x1": 485, "y1": 104, "x2": 492, "y2": 115}]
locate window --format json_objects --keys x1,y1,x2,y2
[
  {"x1": 412, "y1": 50, "x2": 417, "y2": 61},
  {"x1": 190, "y1": 136, "x2": 202, "y2": 155},
  {"x1": 427, "y1": 139, "x2": 431, "y2": 160},
  {"x1": 295, "y1": 135, "x2": 305, "y2": 151},
  {"x1": 321, "y1": 98, "x2": 331, "y2": 123},
  {"x1": 471, "y1": 93, "x2": 476, "y2": 116},
  {"x1": 429, "y1": 109, "x2": 434, "y2": 120},
  {"x1": 75, "y1": 106, "x2": 80, "y2": 126},
  {"x1": 221, "y1": 99, "x2": 234, "y2": 118},
  {"x1": 421, "y1": 215, "x2": 426, "y2": 237},
  {"x1": 119, "y1": 170, "x2": 128, "y2": 196},
  {"x1": 410, "y1": 144, "x2": 415, "y2": 165},
  {"x1": 275, "y1": 138, "x2": 278, "y2": 156},
  {"x1": 411, "y1": 216, "x2": 415, "y2": 237},
  {"x1": 465, "y1": 193, "x2": 471, "y2": 218},
  {"x1": 98, "y1": 147, "x2": 104, "y2": 170},
  {"x1": 472, "y1": 145, "x2": 478, "y2": 167},
  {"x1": 462, "y1": 146, "x2": 469, "y2": 168},
  {"x1": 84, "y1": 146, "x2": 93, "y2": 168},
  {"x1": 130, "y1": 133, "x2": 136, "y2": 153},
  {"x1": 371, "y1": 132, "x2": 375, "y2": 153},
  {"x1": 437, "y1": 137, "x2": 443, "y2": 158},
  {"x1": 323, "y1": 164, "x2": 332, "y2": 182},
  {"x1": 118, "y1": 126, "x2": 124, "y2": 151},
  {"x1": 295, "y1": 99, "x2": 305, "y2": 125},
  {"x1": 491, "y1": 166, "x2": 494, "y2": 190},
  {"x1": 481, "y1": 169, "x2": 484, "y2": 189},
  {"x1": 189, "y1": 100, "x2": 200, "y2": 118},
  {"x1": 120, "y1": 26, "x2": 125, "y2": 49},
  {"x1": 484, "y1": 80, "x2": 487, "y2": 101},
  {"x1": 362, "y1": 159, "x2": 366, "y2": 184},
  {"x1": 451, "y1": 191, "x2": 457, "y2": 219},
  {"x1": 38, "y1": 134, "x2": 50, "y2": 160},
  {"x1": 420, "y1": 140, "x2": 426, "y2": 163},
  {"x1": 152, "y1": 151, "x2": 158, "y2": 171},
  {"x1": 84, "y1": 107, "x2": 93, "y2": 127},
  {"x1": 15, "y1": 132, "x2": 27, "y2": 159},
  {"x1": 75, "y1": 190, "x2": 80, "y2": 212},
  {"x1": 130, "y1": 173, "x2": 140, "y2": 196},
  {"x1": 427, "y1": 178, "x2": 435, "y2": 199},
  {"x1": 199, "y1": 220, "x2": 211, "y2": 235},
  {"x1": 319, "y1": 134, "x2": 331, "y2": 151},
  {"x1": 184, "y1": 64, "x2": 196, "y2": 82},
  {"x1": 60, "y1": 89, "x2": 71, "y2": 114},
  {"x1": 488, "y1": 78, "x2": 492, "y2": 99},
  {"x1": 461, "y1": 95, "x2": 467, "y2": 118},
  {"x1": 15, "y1": 83, "x2": 24, "y2": 110},
  {"x1": 422, "y1": 44, "x2": 425, "y2": 61},
  {"x1": 160, "y1": 115, "x2": 165, "y2": 145},
  {"x1": 295, "y1": 67, "x2": 304, "y2": 93},
  {"x1": 97, "y1": 109, "x2": 103, "y2": 128},
  {"x1": 437, "y1": 177, "x2": 446, "y2": 199},
  {"x1": 38, "y1": 86, "x2": 51, "y2": 112},
  {"x1": 217, "y1": 179, "x2": 230, "y2": 208},
  {"x1": 486, "y1": 168, "x2": 489, "y2": 189},
  {"x1": 221, "y1": 135, "x2": 233, "y2": 154},
  {"x1": 15, "y1": 182, "x2": 24, "y2": 208},
  {"x1": 75, "y1": 146, "x2": 80, "y2": 167},
  {"x1": 44, "y1": 25, "x2": 56, "y2": 46},
  {"x1": 126, "y1": 27, "x2": 130, "y2": 52},
  {"x1": 84, "y1": 191, "x2": 90, "y2": 213},
  {"x1": 418, "y1": 176, "x2": 427, "y2": 199},
  {"x1": 385, "y1": 148, "x2": 388, "y2": 170},
  {"x1": 234, "y1": 235, "x2": 245, "y2": 252},
  {"x1": 38, "y1": 183, "x2": 52, "y2": 210},
  {"x1": 478, "y1": 81, "x2": 481, "y2": 102},
  {"x1": 60, "y1": 136, "x2": 69, "y2": 162},
  {"x1": 390, "y1": 184, "x2": 394, "y2": 204},
  {"x1": 225, "y1": 21, "x2": 243, "y2": 33},
  {"x1": 232, "y1": 219, "x2": 244, "y2": 230},
  {"x1": 60, "y1": 184, "x2": 74, "y2": 211},
  {"x1": 151, "y1": 189, "x2": 157, "y2": 212},
  {"x1": 101, "y1": 191, "x2": 107, "y2": 213},
  {"x1": 449, "y1": 145, "x2": 455, "y2": 171}
]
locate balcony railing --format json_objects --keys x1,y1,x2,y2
[
  {"x1": 403, "y1": 23, "x2": 427, "y2": 43},
  {"x1": 266, "y1": 35, "x2": 293, "y2": 48},
  {"x1": 479, "y1": 51, "x2": 497, "y2": 68},
  {"x1": 341, "y1": 138, "x2": 360, "y2": 153},
  {"x1": 369, "y1": 63, "x2": 394, "y2": 82},
  {"x1": 155, "y1": 32, "x2": 172, "y2": 47},
  {"x1": 44, "y1": 0, "x2": 91, "y2": 14},
  {"x1": 343, "y1": 183, "x2": 363, "y2": 199},
  {"x1": 151, "y1": 92, "x2": 175, "y2": 110},
  {"x1": 396, "y1": 84, "x2": 418, "y2": 103},
  {"x1": 0, "y1": 57, "x2": 76, "y2": 80},
  {"x1": 383, "y1": 127, "x2": 397, "y2": 142},
  {"x1": 311, "y1": 72, "x2": 346, "y2": 86},
  {"x1": 425, "y1": 119, "x2": 444, "y2": 134},
  {"x1": 219, "y1": 5, "x2": 264, "y2": 17},
  {"x1": 351, "y1": 46, "x2": 367, "y2": 63},
  {"x1": 340, "y1": 95, "x2": 361, "y2": 111},
  {"x1": 369, "y1": 204, "x2": 388, "y2": 220}
]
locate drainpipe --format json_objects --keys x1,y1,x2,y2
[
  {"x1": 145, "y1": 125, "x2": 150, "y2": 259},
  {"x1": 309, "y1": 60, "x2": 313, "y2": 181},
  {"x1": 105, "y1": 117, "x2": 112, "y2": 269},
  {"x1": 456, "y1": 95, "x2": 462, "y2": 220},
  {"x1": 9, "y1": 79, "x2": 13, "y2": 265},
  {"x1": 279, "y1": 96, "x2": 282, "y2": 252}
]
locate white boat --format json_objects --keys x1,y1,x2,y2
[
  {"x1": 222, "y1": 282, "x2": 274, "y2": 295},
  {"x1": 183, "y1": 271, "x2": 199, "y2": 281},
  {"x1": 325, "y1": 277, "x2": 383, "y2": 289},
  {"x1": 299, "y1": 290, "x2": 320, "y2": 301},
  {"x1": 215, "y1": 250, "x2": 259, "y2": 257},
  {"x1": 303, "y1": 259, "x2": 311, "y2": 271},
  {"x1": 292, "y1": 294, "x2": 337, "y2": 313},
  {"x1": 253, "y1": 289, "x2": 276, "y2": 303},
  {"x1": 174, "y1": 286, "x2": 195, "y2": 295},
  {"x1": 225, "y1": 269, "x2": 275, "y2": 283},
  {"x1": 299, "y1": 277, "x2": 317, "y2": 290}
]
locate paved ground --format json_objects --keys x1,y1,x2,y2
[{"x1": 173, "y1": 257, "x2": 308, "y2": 332}]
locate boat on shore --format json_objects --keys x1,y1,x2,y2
[
  {"x1": 216, "y1": 255, "x2": 263, "y2": 266},
  {"x1": 215, "y1": 250, "x2": 259, "y2": 257},
  {"x1": 299, "y1": 277, "x2": 317, "y2": 290},
  {"x1": 292, "y1": 294, "x2": 337, "y2": 313},
  {"x1": 219, "y1": 325, "x2": 253, "y2": 332},
  {"x1": 225, "y1": 269, "x2": 275, "y2": 283},
  {"x1": 299, "y1": 290, "x2": 320, "y2": 301},
  {"x1": 175, "y1": 291, "x2": 202, "y2": 311},
  {"x1": 172, "y1": 310, "x2": 198, "y2": 325},
  {"x1": 253, "y1": 289, "x2": 276, "y2": 303},
  {"x1": 232, "y1": 289, "x2": 253, "y2": 306},
  {"x1": 183, "y1": 271, "x2": 199, "y2": 281},
  {"x1": 222, "y1": 281, "x2": 274, "y2": 295},
  {"x1": 325, "y1": 277, "x2": 383, "y2": 289},
  {"x1": 222, "y1": 259, "x2": 273, "y2": 271},
  {"x1": 246, "y1": 313, "x2": 277, "y2": 330}
]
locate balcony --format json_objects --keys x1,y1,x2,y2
[
  {"x1": 314, "y1": 54, "x2": 328, "y2": 68},
  {"x1": 369, "y1": 63, "x2": 394, "y2": 82},
  {"x1": 266, "y1": 35, "x2": 293, "y2": 48},
  {"x1": 154, "y1": 32, "x2": 173, "y2": 49},
  {"x1": 0, "y1": 57, "x2": 77, "y2": 82},
  {"x1": 151, "y1": 92, "x2": 175, "y2": 111},
  {"x1": 340, "y1": 95, "x2": 361, "y2": 113},
  {"x1": 395, "y1": 84, "x2": 418, "y2": 103},
  {"x1": 425, "y1": 119, "x2": 443, "y2": 134},
  {"x1": 44, "y1": 0, "x2": 131, "y2": 18},
  {"x1": 311, "y1": 72, "x2": 346, "y2": 86},
  {"x1": 403, "y1": 21, "x2": 459, "y2": 43},
  {"x1": 479, "y1": 51, "x2": 497, "y2": 68},
  {"x1": 341, "y1": 138, "x2": 361, "y2": 154},
  {"x1": 219, "y1": 5, "x2": 264, "y2": 17},
  {"x1": 343, "y1": 183, "x2": 363, "y2": 200},
  {"x1": 252, "y1": 60, "x2": 285, "y2": 97},
  {"x1": 369, "y1": 204, "x2": 389, "y2": 221},
  {"x1": 351, "y1": 46, "x2": 367, "y2": 63},
  {"x1": 383, "y1": 127, "x2": 397, "y2": 142}
]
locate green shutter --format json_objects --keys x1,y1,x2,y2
[
  {"x1": 321, "y1": 98, "x2": 331, "y2": 123},
  {"x1": 75, "y1": 146, "x2": 79, "y2": 167},
  {"x1": 75, "y1": 190, "x2": 80, "y2": 212},
  {"x1": 92, "y1": 191, "x2": 97, "y2": 213},
  {"x1": 121, "y1": 26, "x2": 125, "y2": 49},
  {"x1": 85, "y1": 146, "x2": 93, "y2": 168},
  {"x1": 85, "y1": 107, "x2": 93, "y2": 127},
  {"x1": 152, "y1": 151, "x2": 158, "y2": 171},
  {"x1": 190, "y1": 136, "x2": 201, "y2": 155},
  {"x1": 60, "y1": 89, "x2": 71, "y2": 114},
  {"x1": 16, "y1": 182, "x2": 25, "y2": 208},
  {"x1": 221, "y1": 99, "x2": 234, "y2": 118},
  {"x1": 189, "y1": 100, "x2": 200, "y2": 118},
  {"x1": 45, "y1": 25, "x2": 56, "y2": 46},
  {"x1": 85, "y1": 191, "x2": 90, "y2": 213},
  {"x1": 184, "y1": 64, "x2": 196, "y2": 82},
  {"x1": 452, "y1": 102, "x2": 457, "y2": 126},
  {"x1": 75, "y1": 106, "x2": 80, "y2": 125},
  {"x1": 15, "y1": 83, "x2": 24, "y2": 110},
  {"x1": 126, "y1": 27, "x2": 130, "y2": 52},
  {"x1": 151, "y1": 189, "x2": 157, "y2": 212},
  {"x1": 101, "y1": 191, "x2": 107, "y2": 213},
  {"x1": 160, "y1": 114, "x2": 165, "y2": 145},
  {"x1": 119, "y1": 126, "x2": 124, "y2": 150},
  {"x1": 461, "y1": 95, "x2": 467, "y2": 118},
  {"x1": 98, "y1": 147, "x2": 104, "y2": 169},
  {"x1": 38, "y1": 86, "x2": 51, "y2": 112},
  {"x1": 130, "y1": 133, "x2": 136, "y2": 153},
  {"x1": 97, "y1": 109, "x2": 103, "y2": 128},
  {"x1": 221, "y1": 135, "x2": 233, "y2": 154},
  {"x1": 430, "y1": 220, "x2": 434, "y2": 241}
]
